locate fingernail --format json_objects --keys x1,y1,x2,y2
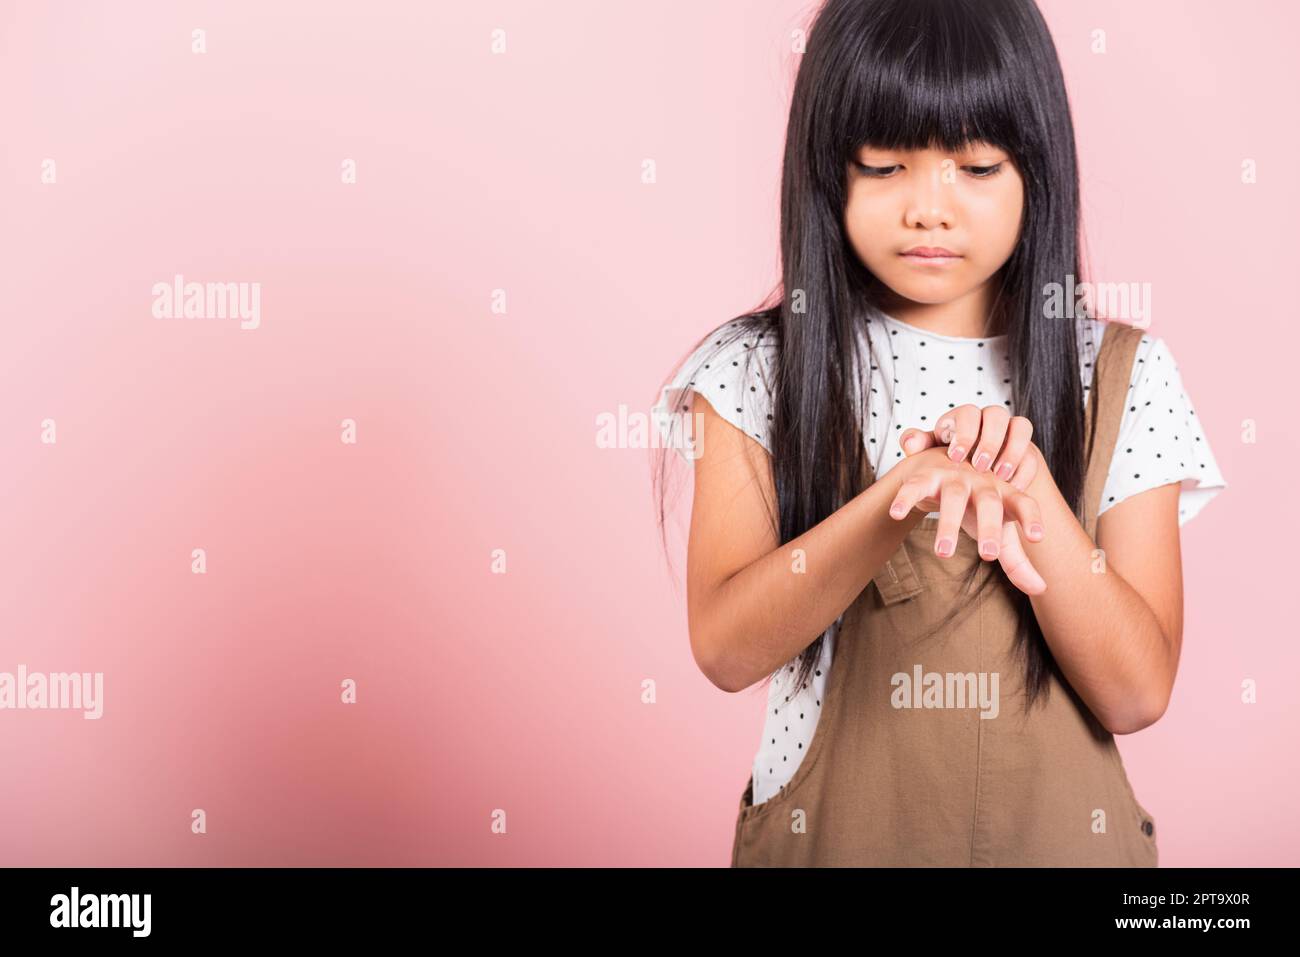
[
  {"x1": 996, "y1": 462, "x2": 1013, "y2": 480},
  {"x1": 980, "y1": 539, "x2": 999, "y2": 559},
  {"x1": 1029, "y1": 523, "x2": 1044, "y2": 539},
  {"x1": 973, "y1": 452, "x2": 991, "y2": 471},
  {"x1": 903, "y1": 434, "x2": 918, "y2": 452},
  {"x1": 936, "y1": 538, "x2": 955, "y2": 557},
  {"x1": 890, "y1": 503, "x2": 907, "y2": 518},
  {"x1": 949, "y1": 446, "x2": 965, "y2": 462}
]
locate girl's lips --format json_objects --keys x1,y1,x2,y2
[
  {"x1": 902, "y1": 247, "x2": 960, "y2": 257},
  {"x1": 901, "y1": 251, "x2": 962, "y2": 265}
]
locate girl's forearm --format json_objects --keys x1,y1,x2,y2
[
  {"x1": 696, "y1": 465, "x2": 925, "y2": 694},
  {"x1": 1020, "y1": 464, "x2": 1174, "y2": 734}
]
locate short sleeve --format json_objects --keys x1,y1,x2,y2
[
  {"x1": 651, "y1": 326, "x2": 776, "y2": 464},
  {"x1": 1097, "y1": 334, "x2": 1227, "y2": 526}
]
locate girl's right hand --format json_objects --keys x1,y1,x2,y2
[
  {"x1": 887, "y1": 446, "x2": 1048, "y2": 595},
  {"x1": 901, "y1": 405, "x2": 1037, "y2": 488}
]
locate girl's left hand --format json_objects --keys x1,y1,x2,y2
[{"x1": 900, "y1": 404, "x2": 1038, "y2": 490}]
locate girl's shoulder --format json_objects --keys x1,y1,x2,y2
[
  {"x1": 1094, "y1": 319, "x2": 1229, "y2": 526},
  {"x1": 652, "y1": 318, "x2": 779, "y2": 461}
]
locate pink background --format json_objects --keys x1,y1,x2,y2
[{"x1": 0, "y1": 0, "x2": 1293, "y2": 866}]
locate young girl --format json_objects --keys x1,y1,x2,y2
[{"x1": 651, "y1": 0, "x2": 1227, "y2": 867}]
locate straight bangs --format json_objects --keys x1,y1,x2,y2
[{"x1": 812, "y1": 0, "x2": 1034, "y2": 196}]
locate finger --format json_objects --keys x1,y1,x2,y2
[
  {"x1": 899, "y1": 427, "x2": 939, "y2": 457},
  {"x1": 992, "y1": 416, "x2": 1033, "y2": 482},
  {"x1": 997, "y1": 522, "x2": 1047, "y2": 595},
  {"x1": 1001, "y1": 488, "x2": 1045, "y2": 542},
  {"x1": 934, "y1": 478, "x2": 968, "y2": 558},
  {"x1": 934, "y1": 405, "x2": 981, "y2": 463},
  {"x1": 934, "y1": 404, "x2": 978, "y2": 448},
  {"x1": 970, "y1": 406, "x2": 1011, "y2": 474},
  {"x1": 889, "y1": 470, "x2": 942, "y2": 520},
  {"x1": 971, "y1": 486, "x2": 1003, "y2": 561},
  {"x1": 1008, "y1": 445, "x2": 1040, "y2": 492}
]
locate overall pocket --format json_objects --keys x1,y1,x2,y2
[
  {"x1": 1132, "y1": 797, "x2": 1159, "y2": 865},
  {"x1": 1104, "y1": 739, "x2": 1159, "y2": 866},
  {"x1": 732, "y1": 735, "x2": 830, "y2": 867}
]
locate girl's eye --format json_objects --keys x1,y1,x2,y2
[
  {"x1": 855, "y1": 163, "x2": 901, "y2": 178},
  {"x1": 855, "y1": 162, "x2": 1005, "y2": 179}
]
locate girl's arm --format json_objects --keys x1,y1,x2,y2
[
  {"x1": 1019, "y1": 446, "x2": 1184, "y2": 734},
  {"x1": 685, "y1": 392, "x2": 930, "y2": 693}
]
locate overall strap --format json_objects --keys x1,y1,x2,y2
[
  {"x1": 861, "y1": 451, "x2": 927, "y2": 606},
  {"x1": 870, "y1": 535, "x2": 927, "y2": 604},
  {"x1": 1080, "y1": 322, "x2": 1145, "y2": 542}
]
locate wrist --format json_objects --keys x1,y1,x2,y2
[
  {"x1": 886, "y1": 446, "x2": 952, "y2": 522},
  {"x1": 1020, "y1": 444, "x2": 1082, "y2": 544}
]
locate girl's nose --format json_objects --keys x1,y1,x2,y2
[{"x1": 904, "y1": 165, "x2": 955, "y2": 229}]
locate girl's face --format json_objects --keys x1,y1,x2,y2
[{"x1": 844, "y1": 141, "x2": 1024, "y2": 310}]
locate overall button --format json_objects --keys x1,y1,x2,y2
[{"x1": 1142, "y1": 820, "x2": 1154, "y2": 837}]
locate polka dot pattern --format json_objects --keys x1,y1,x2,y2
[{"x1": 1103, "y1": 333, "x2": 1227, "y2": 525}]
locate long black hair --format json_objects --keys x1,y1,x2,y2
[{"x1": 653, "y1": 0, "x2": 1104, "y2": 716}]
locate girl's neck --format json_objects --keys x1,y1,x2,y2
[{"x1": 873, "y1": 282, "x2": 1008, "y2": 340}]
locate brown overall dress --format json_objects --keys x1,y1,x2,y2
[{"x1": 731, "y1": 322, "x2": 1160, "y2": 867}]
